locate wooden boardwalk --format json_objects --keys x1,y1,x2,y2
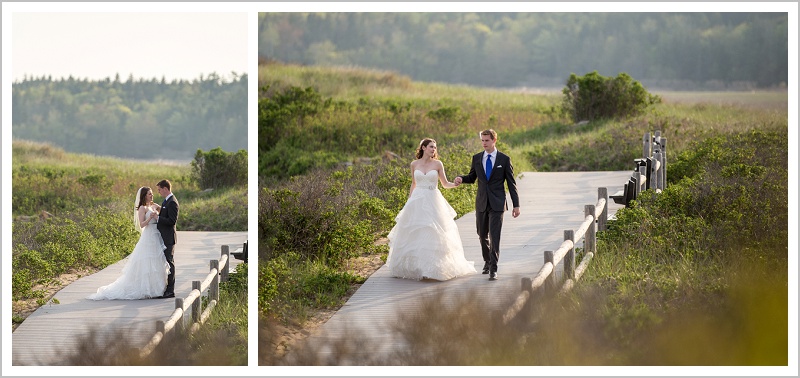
[
  {"x1": 11, "y1": 231, "x2": 247, "y2": 366},
  {"x1": 293, "y1": 171, "x2": 633, "y2": 364}
]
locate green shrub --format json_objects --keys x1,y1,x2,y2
[
  {"x1": 258, "y1": 252, "x2": 365, "y2": 319},
  {"x1": 258, "y1": 85, "x2": 332, "y2": 151},
  {"x1": 11, "y1": 207, "x2": 139, "y2": 300},
  {"x1": 561, "y1": 71, "x2": 661, "y2": 122},
  {"x1": 427, "y1": 105, "x2": 470, "y2": 127},
  {"x1": 191, "y1": 147, "x2": 247, "y2": 189}
]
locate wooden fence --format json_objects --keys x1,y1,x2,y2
[
  {"x1": 137, "y1": 241, "x2": 246, "y2": 358},
  {"x1": 502, "y1": 131, "x2": 668, "y2": 325},
  {"x1": 612, "y1": 130, "x2": 668, "y2": 207},
  {"x1": 501, "y1": 187, "x2": 609, "y2": 324}
]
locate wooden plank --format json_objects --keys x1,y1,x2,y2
[{"x1": 11, "y1": 231, "x2": 247, "y2": 366}]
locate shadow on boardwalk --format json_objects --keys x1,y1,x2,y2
[{"x1": 11, "y1": 231, "x2": 247, "y2": 366}]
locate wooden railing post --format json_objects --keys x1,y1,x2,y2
[
  {"x1": 520, "y1": 277, "x2": 533, "y2": 319},
  {"x1": 649, "y1": 154, "x2": 658, "y2": 191},
  {"x1": 643, "y1": 132, "x2": 651, "y2": 159},
  {"x1": 660, "y1": 137, "x2": 668, "y2": 189},
  {"x1": 585, "y1": 205, "x2": 596, "y2": 254},
  {"x1": 639, "y1": 165, "x2": 647, "y2": 193},
  {"x1": 564, "y1": 230, "x2": 575, "y2": 281},
  {"x1": 654, "y1": 150, "x2": 663, "y2": 191},
  {"x1": 192, "y1": 281, "x2": 201, "y2": 325},
  {"x1": 598, "y1": 187, "x2": 608, "y2": 232},
  {"x1": 544, "y1": 250, "x2": 555, "y2": 295},
  {"x1": 175, "y1": 298, "x2": 185, "y2": 331},
  {"x1": 221, "y1": 245, "x2": 230, "y2": 283},
  {"x1": 210, "y1": 259, "x2": 220, "y2": 302},
  {"x1": 156, "y1": 320, "x2": 165, "y2": 335}
]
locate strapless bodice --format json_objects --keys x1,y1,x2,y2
[{"x1": 414, "y1": 169, "x2": 439, "y2": 189}]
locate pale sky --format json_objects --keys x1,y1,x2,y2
[{"x1": 12, "y1": 12, "x2": 248, "y2": 82}]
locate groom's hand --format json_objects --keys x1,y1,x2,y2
[
  {"x1": 512, "y1": 207, "x2": 520, "y2": 218},
  {"x1": 454, "y1": 177, "x2": 462, "y2": 185}
]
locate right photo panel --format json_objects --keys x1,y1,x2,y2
[{"x1": 256, "y1": 10, "x2": 791, "y2": 372}]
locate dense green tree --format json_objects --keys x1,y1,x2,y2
[
  {"x1": 258, "y1": 12, "x2": 788, "y2": 89},
  {"x1": 12, "y1": 73, "x2": 247, "y2": 161}
]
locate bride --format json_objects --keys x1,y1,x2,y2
[
  {"x1": 386, "y1": 138, "x2": 477, "y2": 281},
  {"x1": 87, "y1": 187, "x2": 171, "y2": 300}
]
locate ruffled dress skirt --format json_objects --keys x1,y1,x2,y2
[{"x1": 387, "y1": 182, "x2": 477, "y2": 281}]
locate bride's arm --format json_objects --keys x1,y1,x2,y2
[
  {"x1": 408, "y1": 162, "x2": 417, "y2": 197},
  {"x1": 138, "y1": 206, "x2": 153, "y2": 227},
  {"x1": 437, "y1": 161, "x2": 457, "y2": 189}
]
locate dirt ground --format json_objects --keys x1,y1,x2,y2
[{"x1": 11, "y1": 267, "x2": 97, "y2": 331}]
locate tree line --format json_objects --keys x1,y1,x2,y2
[
  {"x1": 12, "y1": 73, "x2": 247, "y2": 161},
  {"x1": 258, "y1": 12, "x2": 788, "y2": 90}
]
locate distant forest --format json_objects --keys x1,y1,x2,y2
[
  {"x1": 258, "y1": 12, "x2": 788, "y2": 90},
  {"x1": 12, "y1": 73, "x2": 247, "y2": 161}
]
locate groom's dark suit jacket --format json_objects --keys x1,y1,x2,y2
[
  {"x1": 460, "y1": 151, "x2": 520, "y2": 212},
  {"x1": 157, "y1": 195, "x2": 179, "y2": 246}
]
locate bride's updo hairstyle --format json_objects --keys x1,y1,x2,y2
[
  {"x1": 415, "y1": 138, "x2": 439, "y2": 160},
  {"x1": 136, "y1": 187, "x2": 151, "y2": 210}
]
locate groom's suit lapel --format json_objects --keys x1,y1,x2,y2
[{"x1": 476, "y1": 153, "x2": 485, "y2": 179}]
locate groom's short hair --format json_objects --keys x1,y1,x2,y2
[
  {"x1": 481, "y1": 129, "x2": 498, "y2": 141},
  {"x1": 157, "y1": 179, "x2": 171, "y2": 191}
]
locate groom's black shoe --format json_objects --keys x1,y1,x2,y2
[
  {"x1": 489, "y1": 272, "x2": 498, "y2": 281},
  {"x1": 482, "y1": 262, "x2": 490, "y2": 274},
  {"x1": 160, "y1": 292, "x2": 175, "y2": 299}
]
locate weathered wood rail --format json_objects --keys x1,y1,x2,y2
[
  {"x1": 138, "y1": 241, "x2": 246, "y2": 358},
  {"x1": 612, "y1": 130, "x2": 668, "y2": 207},
  {"x1": 502, "y1": 187, "x2": 609, "y2": 324},
  {"x1": 504, "y1": 132, "x2": 668, "y2": 324}
]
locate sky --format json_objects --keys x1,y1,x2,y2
[{"x1": 11, "y1": 12, "x2": 249, "y2": 82}]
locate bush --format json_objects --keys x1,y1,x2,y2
[
  {"x1": 561, "y1": 71, "x2": 661, "y2": 122},
  {"x1": 11, "y1": 207, "x2": 139, "y2": 300},
  {"x1": 191, "y1": 147, "x2": 247, "y2": 189}
]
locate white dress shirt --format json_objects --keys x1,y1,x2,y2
[{"x1": 483, "y1": 150, "x2": 497, "y2": 173}]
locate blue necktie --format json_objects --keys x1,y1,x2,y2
[{"x1": 485, "y1": 154, "x2": 492, "y2": 180}]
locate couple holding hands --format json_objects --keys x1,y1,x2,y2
[{"x1": 387, "y1": 129, "x2": 520, "y2": 282}]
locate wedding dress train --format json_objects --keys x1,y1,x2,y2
[{"x1": 87, "y1": 209, "x2": 170, "y2": 300}]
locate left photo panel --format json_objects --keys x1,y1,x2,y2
[{"x1": 7, "y1": 11, "x2": 249, "y2": 367}]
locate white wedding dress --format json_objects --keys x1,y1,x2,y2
[
  {"x1": 87, "y1": 208, "x2": 170, "y2": 300},
  {"x1": 386, "y1": 170, "x2": 477, "y2": 281}
]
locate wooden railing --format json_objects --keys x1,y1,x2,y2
[
  {"x1": 137, "y1": 241, "x2": 246, "y2": 358},
  {"x1": 502, "y1": 132, "x2": 668, "y2": 324},
  {"x1": 612, "y1": 130, "x2": 668, "y2": 207},
  {"x1": 501, "y1": 188, "x2": 609, "y2": 325}
]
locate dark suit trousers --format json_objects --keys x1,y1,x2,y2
[
  {"x1": 477, "y1": 209, "x2": 504, "y2": 272},
  {"x1": 164, "y1": 244, "x2": 175, "y2": 294}
]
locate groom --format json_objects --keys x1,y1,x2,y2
[
  {"x1": 156, "y1": 179, "x2": 179, "y2": 298},
  {"x1": 454, "y1": 129, "x2": 520, "y2": 281}
]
